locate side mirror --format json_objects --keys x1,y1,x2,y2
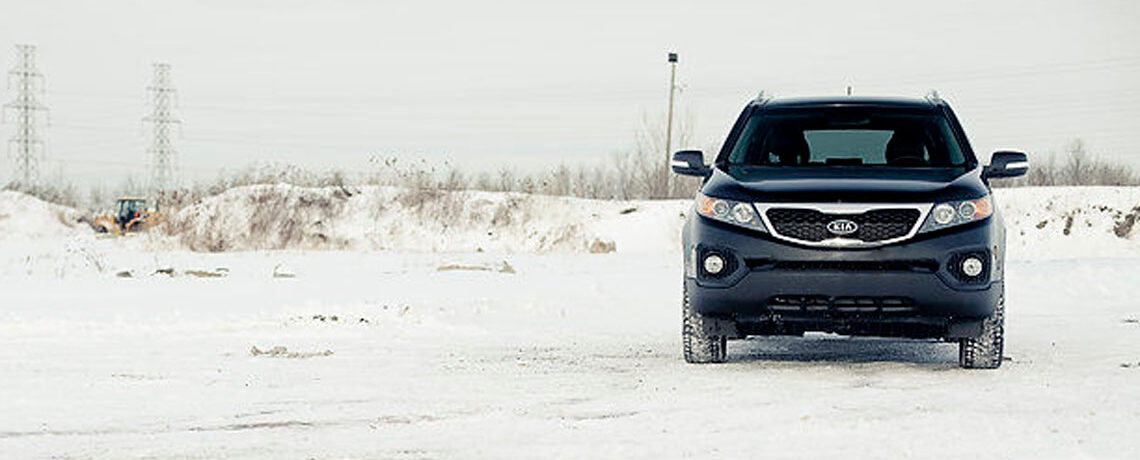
[
  {"x1": 671, "y1": 150, "x2": 710, "y2": 177},
  {"x1": 984, "y1": 151, "x2": 1029, "y2": 179}
]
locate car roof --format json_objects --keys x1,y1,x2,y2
[{"x1": 753, "y1": 96, "x2": 942, "y2": 110}]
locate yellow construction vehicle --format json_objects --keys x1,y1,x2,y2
[{"x1": 92, "y1": 197, "x2": 162, "y2": 235}]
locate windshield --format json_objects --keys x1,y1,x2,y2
[
  {"x1": 726, "y1": 107, "x2": 967, "y2": 168},
  {"x1": 118, "y1": 200, "x2": 145, "y2": 214}
]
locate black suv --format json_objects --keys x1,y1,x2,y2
[{"x1": 672, "y1": 95, "x2": 1028, "y2": 369}]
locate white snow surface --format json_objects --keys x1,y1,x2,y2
[
  {"x1": 2, "y1": 187, "x2": 1140, "y2": 458},
  {"x1": 998, "y1": 186, "x2": 1140, "y2": 259},
  {"x1": 0, "y1": 190, "x2": 87, "y2": 241}
]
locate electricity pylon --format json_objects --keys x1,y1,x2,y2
[
  {"x1": 3, "y1": 44, "x2": 48, "y2": 188},
  {"x1": 144, "y1": 62, "x2": 180, "y2": 192}
]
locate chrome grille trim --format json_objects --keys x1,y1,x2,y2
[{"x1": 755, "y1": 202, "x2": 933, "y2": 248}]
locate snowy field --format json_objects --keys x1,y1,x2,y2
[{"x1": 2, "y1": 188, "x2": 1140, "y2": 458}]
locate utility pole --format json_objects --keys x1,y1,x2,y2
[
  {"x1": 664, "y1": 52, "x2": 678, "y2": 168},
  {"x1": 144, "y1": 62, "x2": 180, "y2": 193},
  {"x1": 664, "y1": 52, "x2": 678, "y2": 197},
  {"x1": 3, "y1": 44, "x2": 48, "y2": 189}
]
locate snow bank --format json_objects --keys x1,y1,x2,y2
[
  {"x1": 4, "y1": 185, "x2": 1140, "y2": 259},
  {"x1": 167, "y1": 184, "x2": 1140, "y2": 258},
  {"x1": 997, "y1": 187, "x2": 1140, "y2": 259},
  {"x1": 0, "y1": 190, "x2": 86, "y2": 241},
  {"x1": 0, "y1": 191, "x2": 107, "y2": 277},
  {"x1": 165, "y1": 184, "x2": 687, "y2": 254}
]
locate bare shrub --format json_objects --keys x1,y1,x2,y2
[
  {"x1": 992, "y1": 139, "x2": 1139, "y2": 187},
  {"x1": 21, "y1": 131, "x2": 1136, "y2": 222}
]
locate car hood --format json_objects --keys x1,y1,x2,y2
[{"x1": 702, "y1": 166, "x2": 988, "y2": 203}]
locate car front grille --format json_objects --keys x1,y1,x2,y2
[
  {"x1": 762, "y1": 206, "x2": 924, "y2": 247},
  {"x1": 746, "y1": 259, "x2": 938, "y2": 273}
]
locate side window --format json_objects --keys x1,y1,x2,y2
[{"x1": 727, "y1": 115, "x2": 763, "y2": 164}]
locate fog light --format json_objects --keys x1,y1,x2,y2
[
  {"x1": 703, "y1": 254, "x2": 725, "y2": 275},
  {"x1": 961, "y1": 257, "x2": 984, "y2": 277}
]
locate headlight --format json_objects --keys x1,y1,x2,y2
[
  {"x1": 919, "y1": 195, "x2": 993, "y2": 233},
  {"x1": 932, "y1": 204, "x2": 956, "y2": 225},
  {"x1": 695, "y1": 194, "x2": 767, "y2": 232}
]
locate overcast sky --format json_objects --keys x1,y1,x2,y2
[{"x1": 2, "y1": 0, "x2": 1139, "y2": 187}]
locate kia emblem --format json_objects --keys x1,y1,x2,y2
[{"x1": 826, "y1": 219, "x2": 859, "y2": 236}]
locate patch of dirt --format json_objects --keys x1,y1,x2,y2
[
  {"x1": 186, "y1": 268, "x2": 227, "y2": 278},
  {"x1": 560, "y1": 410, "x2": 640, "y2": 421},
  {"x1": 110, "y1": 373, "x2": 165, "y2": 381},
  {"x1": 437, "y1": 263, "x2": 491, "y2": 272},
  {"x1": 372, "y1": 414, "x2": 446, "y2": 425},
  {"x1": 301, "y1": 314, "x2": 369, "y2": 324},
  {"x1": 437, "y1": 260, "x2": 515, "y2": 274},
  {"x1": 272, "y1": 264, "x2": 296, "y2": 278},
  {"x1": 190, "y1": 420, "x2": 314, "y2": 432},
  {"x1": 1114, "y1": 207, "x2": 1140, "y2": 238},
  {"x1": 250, "y1": 346, "x2": 333, "y2": 359},
  {"x1": 588, "y1": 238, "x2": 616, "y2": 254},
  {"x1": 233, "y1": 409, "x2": 284, "y2": 419}
]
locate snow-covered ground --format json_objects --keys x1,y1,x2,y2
[{"x1": 2, "y1": 187, "x2": 1139, "y2": 458}]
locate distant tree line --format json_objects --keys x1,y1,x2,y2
[
  {"x1": 5, "y1": 137, "x2": 1137, "y2": 212},
  {"x1": 989, "y1": 139, "x2": 1139, "y2": 187}
]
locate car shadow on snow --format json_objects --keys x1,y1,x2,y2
[{"x1": 729, "y1": 335, "x2": 958, "y2": 367}]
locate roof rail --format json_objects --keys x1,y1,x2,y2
[
  {"x1": 924, "y1": 90, "x2": 943, "y2": 103},
  {"x1": 754, "y1": 90, "x2": 772, "y2": 105}
]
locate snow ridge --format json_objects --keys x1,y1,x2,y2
[
  {"x1": 164, "y1": 184, "x2": 685, "y2": 254},
  {"x1": 2, "y1": 185, "x2": 1139, "y2": 258}
]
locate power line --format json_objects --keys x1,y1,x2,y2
[
  {"x1": 247, "y1": 54, "x2": 1128, "y2": 101},
  {"x1": 42, "y1": 54, "x2": 1140, "y2": 109},
  {"x1": 3, "y1": 44, "x2": 49, "y2": 187},
  {"x1": 12, "y1": 52, "x2": 1138, "y2": 183}
]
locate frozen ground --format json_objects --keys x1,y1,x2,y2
[{"x1": 1, "y1": 188, "x2": 1139, "y2": 458}]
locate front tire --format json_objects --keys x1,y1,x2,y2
[
  {"x1": 958, "y1": 295, "x2": 1005, "y2": 369},
  {"x1": 683, "y1": 284, "x2": 727, "y2": 363}
]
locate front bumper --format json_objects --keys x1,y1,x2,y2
[{"x1": 683, "y1": 213, "x2": 1005, "y2": 324}]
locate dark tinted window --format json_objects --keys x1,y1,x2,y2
[
  {"x1": 726, "y1": 108, "x2": 966, "y2": 167},
  {"x1": 117, "y1": 200, "x2": 144, "y2": 214}
]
